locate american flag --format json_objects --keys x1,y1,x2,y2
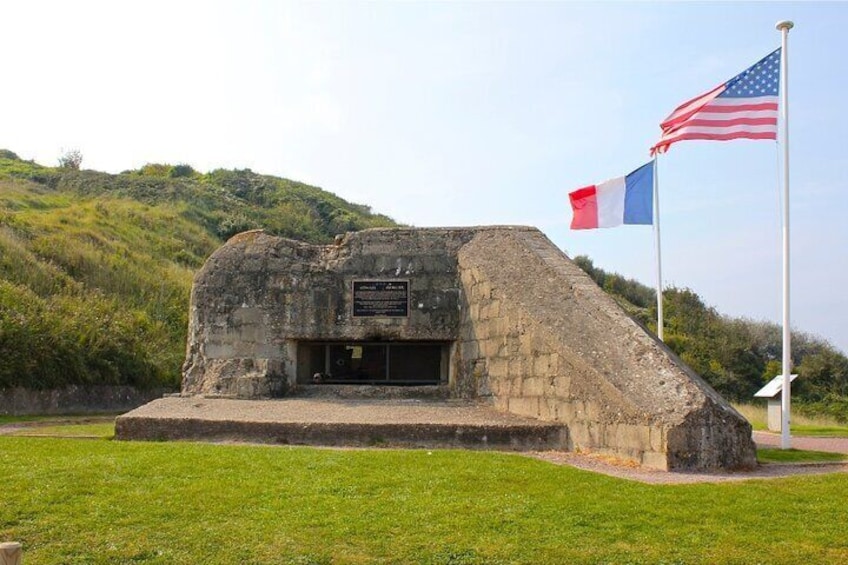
[{"x1": 651, "y1": 48, "x2": 781, "y2": 155}]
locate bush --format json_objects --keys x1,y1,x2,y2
[
  {"x1": 797, "y1": 396, "x2": 848, "y2": 423},
  {"x1": 216, "y1": 213, "x2": 257, "y2": 240},
  {"x1": 58, "y1": 149, "x2": 83, "y2": 170},
  {"x1": 136, "y1": 163, "x2": 173, "y2": 177},
  {"x1": 169, "y1": 163, "x2": 197, "y2": 178}
]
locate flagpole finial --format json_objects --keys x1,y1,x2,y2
[{"x1": 776, "y1": 20, "x2": 794, "y2": 31}]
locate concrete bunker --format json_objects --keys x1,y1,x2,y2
[{"x1": 179, "y1": 226, "x2": 756, "y2": 471}]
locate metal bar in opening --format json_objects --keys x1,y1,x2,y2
[
  {"x1": 324, "y1": 345, "x2": 331, "y2": 377},
  {"x1": 385, "y1": 344, "x2": 391, "y2": 381}
]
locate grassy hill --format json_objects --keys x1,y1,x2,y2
[
  {"x1": 0, "y1": 152, "x2": 394, "y2": 390},
  {"x1": 0, "y1": 150, "x2": 845, "y2": 421}
]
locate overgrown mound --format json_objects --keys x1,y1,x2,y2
[
  {"x1": 0, "y1": 152, "x2": 395, "y2": 390},
  {"x1": 1, "y1": 149, "x2": 845, "y2": 422}
]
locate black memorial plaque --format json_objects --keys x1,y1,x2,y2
[{"x1": 352, "y1": 280, "x2": 409, "y2": 317}]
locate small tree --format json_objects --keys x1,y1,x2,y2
[
  {"x1": 169, "y1": 163, "x2": 197, "y2": 178},
  {"x1": 58, "y1": 148, "x2": 83, "y2": 170}
]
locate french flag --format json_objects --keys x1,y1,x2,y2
[{"x1": 569, "y1": 161, "x2": 654, "y2": 230}]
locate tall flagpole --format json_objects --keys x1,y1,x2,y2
[
  {"x1": 653, "y1": 157, "x2": 663, "y2": 341},
  {"x1": 777, "y1": 20, "x2": 794, "y2": 450}
]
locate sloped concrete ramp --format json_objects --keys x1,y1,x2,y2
[{"x1": 116, "y1": 396, "x2": 565, "y2": 451}]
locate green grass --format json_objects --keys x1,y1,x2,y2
[
  {"x1": 734, "y1": 403, "x2": 848, "y2": 436},
  {"x1": 1, "y1": 437, "x2": 847, "y2": 564},
  {"x1": 788, "y1": 425, "x2": 848, "y2": 438},
  {"x1": 757, "y1": 448, "x2": 847, "y2": 464},
  {"x1": 0, "y1": 414, "x2": 120, "y2": 425},
  {"x1": 0, "y1": 415, "x2": 55, "y2": 425},
  {"x1": 5, "y1": 422, "x2": 115, "y2": 439},
  {"x1": 0, "y1": 157, "x2": 397, "y2": 391}
]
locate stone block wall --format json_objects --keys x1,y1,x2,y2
[
  {"x1": 0, "y1": 385, "x2": 169, "y2": 416},
  {"x1": 455, "y1": 228, "x2": 756, "y2": 470},
  {"x1": 180, "y1": 225, "x2": 756, "y2": 471},
  {"x1": 182, "y1": 229, "x2": 472, "y2": 397}
]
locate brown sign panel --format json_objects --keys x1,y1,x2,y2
[{"x1": 352, "y1": 280, "x2": 409, "y2": 317}]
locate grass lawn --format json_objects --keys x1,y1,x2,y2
[
  {"x1": 0, "y1": 415, "x2": 61, "y2": 425},
  {"x1": 1, "y1": 436, "x2": 847, "y2": 564},
  {"x1": 757, "y1": 447, "x2": 847, "y2": 464},
  {"x1": 4, "y1": 422, "x2": 115, "y2": 439},
  {"x1": 733, "y1": 404, "x2": 848, "y2": 437},
  {"x1": 787, "y1": 425, "x2": 848, "y2": 438},
  {"x1": 0, "y1": 414, "x2": 121, "y2": 426}
]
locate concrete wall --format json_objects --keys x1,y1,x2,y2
[
  {"x1": 182, "y1": 226, "x2": 757, "y2": 471},
  {"x1": 454, "y1": 228, "x2": 755, "y2": 470},
  {"x1": 183, "y1": 229, "x2": 471, "y2": 397},
  {"x1": 0, "y1": 386, "x2": 169, "y2": 416}
]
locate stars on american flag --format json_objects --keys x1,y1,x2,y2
[{"x1": 724, "y1": 49, "x2": 780, "y2": 98}]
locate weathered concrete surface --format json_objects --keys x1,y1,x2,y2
[
  {"x1": 169, "y1": 226, "x2": 756, "y2": 471},
  {"x1": 0, "y1": 385, "x2": 169, "y2": 416},
  {"x1": 182, "y1": 228, "x2": 471, "y2": 397},
  {"x1": 455, "y1": 228, "x2": 755, "y2": 470},
  {"x1": 115, "y1": 397, "x2": 565, "y2": 451}
]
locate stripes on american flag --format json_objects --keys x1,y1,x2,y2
[{"x1": 651, "y1": 48, "x2": 781, "y2": 155}]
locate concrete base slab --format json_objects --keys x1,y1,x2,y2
[{"x1": 115, "y1": 397, "x2": 566, "y2": 451}]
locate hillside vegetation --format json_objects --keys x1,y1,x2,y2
[
  {"x1": 574, "y1": 256, "x2": 848, "y2": 421},
  {"x1": 0, "y1": 150, "x2": 845, "y2": 420},
  {"x1": 0, "y1": 151, "x2": 393, "y2": 390}
]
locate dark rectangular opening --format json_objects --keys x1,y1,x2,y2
[{"x1": 297, "y1": 342, "x2": 448, "y2": 385}]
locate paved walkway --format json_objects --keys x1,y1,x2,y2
[{"x1": 753, "y1": 431, "x2": 848, "y2": 454}]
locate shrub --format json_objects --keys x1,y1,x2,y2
[
  {"x1": 58, "y1": 149, "x2": 83, "y2": 170},
  {"x1": 137, "y1": 163, "x2": 173, "y2": 177},
  {"x1": 169, "y1": 164, "x2": 197, "y2": 178}
]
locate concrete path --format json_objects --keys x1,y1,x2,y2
[{"x1": 753, "y1": 431, "x2": 848, "y2": 454}]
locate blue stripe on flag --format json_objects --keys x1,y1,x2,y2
[{"x1": 623, "y1": 161, "x2": 653, "y2": 225}]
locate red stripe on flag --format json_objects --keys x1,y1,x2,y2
[
  {"x1": 659, "y1": 85, "x2": 725, "y2": 131},
  {"x1": 658, "y1": 130, "x2": 777, "y2": 145},
  {"x1": 680, "y1": 117, "x2": 778, "y2": 128},
  {"x1": 695, "y1": 102, "x2": 779, "y2": 113},
  {"x1": 569, "y1": 185, "x2": 599, "y2": 230}
]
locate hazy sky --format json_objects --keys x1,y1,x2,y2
[{"x1": 3, "y1": 1, "x2": 846, "y2": 354}]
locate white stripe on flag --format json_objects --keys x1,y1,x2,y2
[{"x1": 595, "y1": 176, "x2": 626, "y2": 228}]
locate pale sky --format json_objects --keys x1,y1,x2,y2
[{"x1": 2, "y1": 1, "x2": 846, "y2": 354}]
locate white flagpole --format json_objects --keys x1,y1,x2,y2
[
  {"x1": 653, "y1": 157, "x2": 664, "y2": 341},
  {"x1": 777, "y1": 20, "x2": 794, "y2": 449}
]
